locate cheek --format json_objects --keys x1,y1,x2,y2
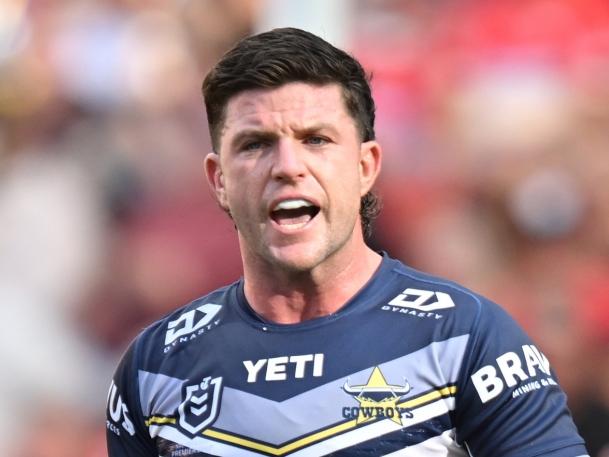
[
  {"x1": 224, "y1": 168, "x2": 260, "y2": 213},
  {"x1": 336, "y1": 164, "x2": 363, "y2": 192},
  {"x1": 224, "y1": 182, "x2": 246, "y2": 211},
  {"x1": 327, "y1": 171, "x2": 363, "y2": 215}
]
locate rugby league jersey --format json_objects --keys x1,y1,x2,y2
[{"x1": 106, "y1": 254, "x2": 588, "y2": 456}]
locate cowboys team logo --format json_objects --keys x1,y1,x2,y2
[
  {"x1": 342, "y1": 367, "x2": 412, "y2": 425},
  {"x1": 177, "y1": 376, "x2": 223, "y2": 436}
]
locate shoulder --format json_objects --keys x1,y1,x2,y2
[
  {"x1": 383, "y1": 256, "x2": 496, "y2": 324},
  {"x1": 127, "y1": 281, "x2": 239, "y2": 366}
]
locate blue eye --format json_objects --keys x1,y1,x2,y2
[
  {"x1": 243, "y1": 141, "x2": 265, "y2": 151},
  {"x1": 306, "y1": 136, "x2": 328, "y2": 146}
]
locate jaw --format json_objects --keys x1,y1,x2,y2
[{"x1": 242, "y1": 210, "x2": 361, "y2": 277}]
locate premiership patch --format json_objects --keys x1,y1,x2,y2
[{"x1": 177, "y1": 376, "x2": 223, "y2": 436}]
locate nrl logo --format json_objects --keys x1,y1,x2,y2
[
  {"x1": 342, "y1": 367, "x2": 412, "y2": 425},
  {"x1": 177, "y1": 376, "x2": 223, "y2": 436}
]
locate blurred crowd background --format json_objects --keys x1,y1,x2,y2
[{"x1": 1, "y1": 0, "x2": 608, "y2": 455}]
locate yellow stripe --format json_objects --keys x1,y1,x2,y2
[
  {"x1": 201, "y1": 385, "x2": 458, "y2": 455},
  {"x1": 398, "y1": 385, "x2": 457, "y2": 409},
  {"x1": 145, "y1": 386, "x2": 457, "y2": 454},
  {"x1": 203, "y1": 419, "x2": 357, "y2": 455},
  {"x1": 145, "y1": 416, "x2": 176, "y2": 427}
]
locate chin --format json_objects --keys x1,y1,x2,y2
[{"x1": 266, "y1": 244, "x2": 327, "y2": 273}]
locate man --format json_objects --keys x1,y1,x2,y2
[{"x1": 106, "y1": 27, "x2": 588, "y2": 456}]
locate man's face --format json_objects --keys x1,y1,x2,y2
[{"x1": 205, "y1": 82, "x2": 381, "y2": 273}]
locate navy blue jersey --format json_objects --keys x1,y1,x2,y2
[{"x1": 106, "y1": 254, "x2": 588, "y2": 456}]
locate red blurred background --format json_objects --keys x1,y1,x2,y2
[{"x1": 1, "y1": 0, "x2": 608, "y2": 455}]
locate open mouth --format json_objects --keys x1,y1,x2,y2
[{"x1": 270, "y1": 199, "x2": 320, "y2": 228}]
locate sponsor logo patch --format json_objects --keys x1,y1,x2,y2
[
  {"x1": 243, "y1": 353, "x2": 324, "y2": 383},
  {"x1": 107, "y1": 380, "x2": 135, "y2": 436},
  {"x1": 382, "y1": 288, "x2": 455, "y2": 319},
  {"x1": 471, "y1": 344, "x2": 556, "y2": 403},
  {"x1": 164, "y1": 303, "x2": 222, "y2": 352}
]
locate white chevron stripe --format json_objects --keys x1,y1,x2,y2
[
  {"x1": 140, "y1": 335, "x2": 470, "y2": 445},
  {"x1": 152, "y1": 397, "x2": 456, "y2": 457}
]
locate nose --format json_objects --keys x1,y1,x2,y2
[{"x1": 270, "y1": 139, "x2": 307, "y2": 182}]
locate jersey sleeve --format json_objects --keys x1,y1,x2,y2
[
  {"x1": 106, "y1": 339, "x2": 156, "y2": 456},
  {"x1": 453, "y1": 298, "x2": 588, "y2": 457}
]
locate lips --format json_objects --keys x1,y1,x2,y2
[{"x1": 270, "y1": 198, "x2": 320, "y2": 228}]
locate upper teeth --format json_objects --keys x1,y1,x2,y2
[{"x1": 274, "y1": 199, "x2": 313, "y2": 211}]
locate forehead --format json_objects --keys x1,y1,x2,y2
[{"x1": 220, "y1": 82, "x2": 355, "y2": 138}]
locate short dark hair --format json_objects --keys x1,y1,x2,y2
[{"x1": 202, "y1": 27, "x2": 380, "y2": 238}]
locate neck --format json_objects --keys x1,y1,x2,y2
[{"x1": 242, "y1": 242, "x2": 382, "y2": 324}]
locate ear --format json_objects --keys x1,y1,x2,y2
[
  {"x1": 359, "y1": 140, "x2": 382, "y2": 196},
  {"x1": 204, "y1": 152, "x2": 229, "y2": 210}
]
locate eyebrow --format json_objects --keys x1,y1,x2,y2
[
  {"x1": 228, "y1": 123, "x2": 341, "y2": 150},
  {"x1": 297, "y1": 123, "x2": 340, "y2": 138}
]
